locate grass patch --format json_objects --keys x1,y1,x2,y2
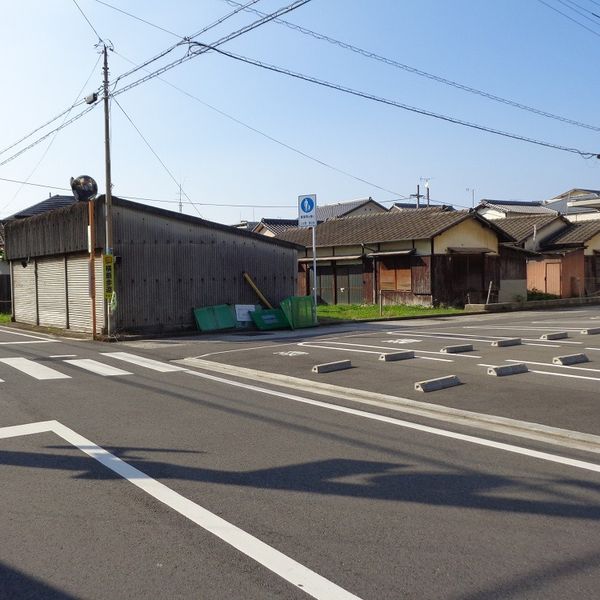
[
  {"x1": 527, "y1": 288, "x2": 560, "y2": 301},
  {"x1": 316, "y1": 303, "x2": 463, "y2": 321},
  {"x1": 0, "y1": 313, "x2": 11, "y2": 324}
]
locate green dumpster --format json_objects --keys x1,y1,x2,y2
[{"x1": 280, "y1": 296, "x2": 318, "y2": 329}]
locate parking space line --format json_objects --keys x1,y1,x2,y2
[
  {"x1": 505, "y1": 359, "x2": 600, "y2": 374},
  {"x1": 304, "y1": 340, "x2": 482, "y2": 359},
  {"x1": 392, "y1": 331, "x2": 560, "y2": 347},
  {"x1": 0, "y1": 421, "x2": 362, "y2": 600}
]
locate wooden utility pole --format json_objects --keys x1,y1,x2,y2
[{"x1": 410, "y1": 184, "x2": 424, "y2": 209}]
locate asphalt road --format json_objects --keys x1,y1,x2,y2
[{"x1": 1, "y1": 307, "x2": 600, "y2": 599}]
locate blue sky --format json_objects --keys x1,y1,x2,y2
[{"x1": 1, "y1": 0, "x2": 599, "y2": 223}]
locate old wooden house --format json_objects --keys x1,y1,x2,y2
[
  {"x1": 3, "y1": 196, "x2": 299, "y2": 334},
  {"x1": 275, "y1": 209, "x2": 519, "y2": 306}
]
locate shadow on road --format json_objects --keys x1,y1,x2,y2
[
  {"x1": 1, "y1": 448, "x2": 599, "y2": 520},
  {"x1": 0, "y1": 561, "x2": 78, "y2": 600}
]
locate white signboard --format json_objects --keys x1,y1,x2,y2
[
  {"x1": 298, "y1": 194, "x2": 317, "y2": 228},
  {"x1": 235, "y1": 304, "x2": 256, "y2": 322}
]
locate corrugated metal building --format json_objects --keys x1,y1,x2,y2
[{"x1": 3, "y1": 196, "x2": 299, "y2": 334}]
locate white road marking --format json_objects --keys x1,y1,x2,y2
[
  {"x1": 505, "y1": 359, "x2": 600, "y2": 374},
  {"x1": 386, "y1": 330, "x2": 560, "y2": 347},
  {"x1": 417, "y1": 356, "x2": 453, "y2": 363},
  {"x1": 196, "y1": 343, "x2": 296, "y2": 358},
  {"x1": 301, "y1": 340, "x2": 482, "y2": 359},
  {"x1": 0, "y1": 340, "x2": 55, "y2": 345},
  {"x1": 0, "y1": 357, "x2": 70, "y2": 380},
  {"x1": 50, "y1": 354, "x2": 78, "y2": 358},
  {"x1": 464, "y1": 325, "x2": 582, "y2": 332},
  {"x1": 102, "y1": 352, "x2": 186, "y2": 372},
  {"x1": 0, "y1": 421, "x2": 362, "y2": 600},
  {"x1": 585, "y1": 347, "x2": 600, "y2": 351},
  {"x1": 177, "y1": 371, "x2": 600, "y2": 473},
  {"x1": 478, "y1": 362, "x2": 600, "y2": 383},
  {"x1": 0, "y1": 326, "x2": 56, "y2": 341},
  {"x1": 63, "y1": 359, "x2": 133, "y2": 377}
]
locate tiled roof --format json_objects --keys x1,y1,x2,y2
[
  {"x1": 543, "y1": 221, "x2": 600, "y2": 246},
  {"x1": 489, "y1": 215, "x2": 561, "y2": 242},
  {"x1": 4, "y1": 195, "x2": 77, "y2": 220},
  {"x1": 479, "y1": 200, "x2": 557, "y2": 215},
  {"x1": 253, "y1": 218, "x2": 299, "y2": 235},
  {"x1": 316, "y1": 197, "x2": 385, "y2": 220},
  {"x1": 275, "y1": 210, "x2": 474, "y2": 247},
  {"x1": 391, "y1": 203, "x2": 454, "y2": 211}
]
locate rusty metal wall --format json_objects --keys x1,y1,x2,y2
[{"x1": 112, "y1": 204, "x2": 298, "y2": 332}]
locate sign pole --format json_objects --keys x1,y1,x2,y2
[
  {"x1": 312, "y1": 224, "x2": 317, "y2": 308},
  {"x1": 297, "y1": 194, "x2": 318, "y2": 313}
]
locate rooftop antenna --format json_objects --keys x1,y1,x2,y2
[
  {"x1": 466, "y1": 187, "x2": 476, "y2": 208},
  {"x1": 420, "y1": 177, "x2": 432, "y2": 206}
]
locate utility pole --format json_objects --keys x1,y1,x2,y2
[
  {"x1": 178, "y1": 183, "x2": 183, "y2": 214},
  {"x1": 410, "y1": 184, "x2": 424, "y2": 209},
  {"x1": 466, "y1": 187, "x2": 475, "y2": 208},
  {"x1": 102, "y1": 43, "x2": 114, "y2": 337}
]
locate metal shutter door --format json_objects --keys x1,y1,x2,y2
[
  {"x1": 67, "y1": 253, "x2": 105, "y2": 332},
  {"x1": 13, "y1": 262, "x2": 37, "y2": 324},
  {"x1": 37, "y1": 257, "x2": 67, "y2": 328}
]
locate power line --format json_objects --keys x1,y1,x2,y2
[
  {"x1": 558, "y1": 0, "x2": 600, "y2": 23},
  {"x1": 112, "y1": 0, "x2": 264, "y2": 86},
  {"x1": 223, "y1": 0, "x2": 600, "y2": 133},
  {"x1": 537, "y1": 0, "x2": 600, "y2": 37},
  {"x1": 1, "y1": 54, "x2": 103, "y2": 213},
  {"x1": 0, "y1": 1, "x2": 260, "y2": 161},
  {"x1": 112, "y1": 49, "x2": 406, "y2": 198},
  {"x1": 0, "y1": 104, "x2": 100, "y2": 168},
  {"x1": 0, "y1": 1, "x2": 306, "y2": 170},
  {"x1": 112, "y1": 0, "x2": 312, "y2": 98},
  {"x1": 112, "y1": 97, "x2": 204, "y2": 217},
  {"x1": 202, "y1": 44, "x2": 599, "y2": 158},
  {"x1": 71, "y1": 0, "x2": 103, "y2": 42},
  {"x1": 93, "y1": 0, "x2": 182, "y2": 37}
]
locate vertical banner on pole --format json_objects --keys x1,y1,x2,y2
[{"x1": 298, "y1": 194, "x2": 318, "y2": 319}]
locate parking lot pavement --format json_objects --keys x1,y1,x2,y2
[{"x1": 163, "y1": 307, "x2": 600, "y2": 436}]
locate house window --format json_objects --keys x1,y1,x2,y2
[{"x1": 380, "y1": 257, "x2": 411, "y2": 291}]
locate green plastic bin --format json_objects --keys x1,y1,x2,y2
[
  {"x1": 250, "y1": 308, "x2": 291, "y2": 331},
  {"x1": 193, "y1": 304, "x2": 237, "y2": 331},
  {"x1": 280, "y1": 296, "x2": 318, "y2": 329}
]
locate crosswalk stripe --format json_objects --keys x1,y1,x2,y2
[
  {"x1": 101, "y1": 352, "x2": 185, "y2": 373},
  {"x1": 0, "y1": 357, "x2": 71, "y2": 380},
  {"x1": 63, "y1": 359, "x2": 133, "y2": 377}
]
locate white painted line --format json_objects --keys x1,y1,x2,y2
[
  {"x1": 102, "y1": 352, "x2": 186, "y2": 372},
  {"x1": 523, "y1": 343, "x2": 560, "y2": 348},
  {"x1": 464, "y1": 325, "x2": 582, "y2": 332},
  {"x1": 417, "y1": 356, "x2": 454, "y2": 363},
  {"x1": 0, "y1": 340, "x2": 55, "y2": 345},
  {"x1": 505, "y1": 359, "x2": 600, "y2": 374},
  {"x1": 394, "y1": 331, "x2": 561, "y2": 348},
  {"x1": 585, "y1": 347, "x2": 600, "y2": 351},
  {"x1": 196, "y1": 343, "x2": 296, "y2": 359},
  {"x1": 177, "y1": 372, "x2": 600, "y2": 473},
  {"x1": 300, "y1": 344, "x2": 381, "y2": 355},
  {"x1": 527, "y1": 370, "x2": 600, "y2": 383},
  {"x1": 301, "y1": 341, "x2": 481, "y2": 359},
  {"x1": 0, "y1": 357, "x2": 71, "y2": 380},
  {"x1": 0, "y1": 326, "x2": 57, "y2": 341},
  {"x1": 50, "y1": 354, "x2": 78, "y2": 358},
  {"x1": 63, "y1": 359, "x2": 133, "y2": 377},
  {"x1": 0, "y1": 421, "x2": 362, "y2": 600}
]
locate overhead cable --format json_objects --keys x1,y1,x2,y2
[
  {"x1": 223, "y1": 0, "x2": 600, "y2": 132},
  {"x1": 202, "y1": 44, "x2": 599, "y2": 158},
  {"x1": 93, "y1": 0, "x2": 182, "y2": 37},
  {"x1": 112, "y1": 0, "x2": 264, "y2": 85},
  {"x1": 112, "y1": 0, "x2": 312, "y2": 98},
  {"x1": 112, "y1": 49, "x2": 406, "y2": 198},
  {"x1": 537, "y1": 0, "x2": 600, "y2": 37},
  {"x1": 113, "y1": 98, "x2": 204, "y2": 217},
  {"x1": 71, "y1": 0, "x2": 103, "y2": 42}
]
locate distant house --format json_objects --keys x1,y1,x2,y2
[
  {"x1": 251, "y1": 197, "x2": 388, "y2": 237},
  {"x1": 275, "y1": 209, "x2": 517, "y2": 306},
  {"x1": 544, "y1": 189, "x2": 600, "y2": 222},
  {"x1": 476, "y1": 199, "x2": 557, "y2": 220},
  {"x1": 487, "y1": 214, "x2": 567, "y2": 252}
]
